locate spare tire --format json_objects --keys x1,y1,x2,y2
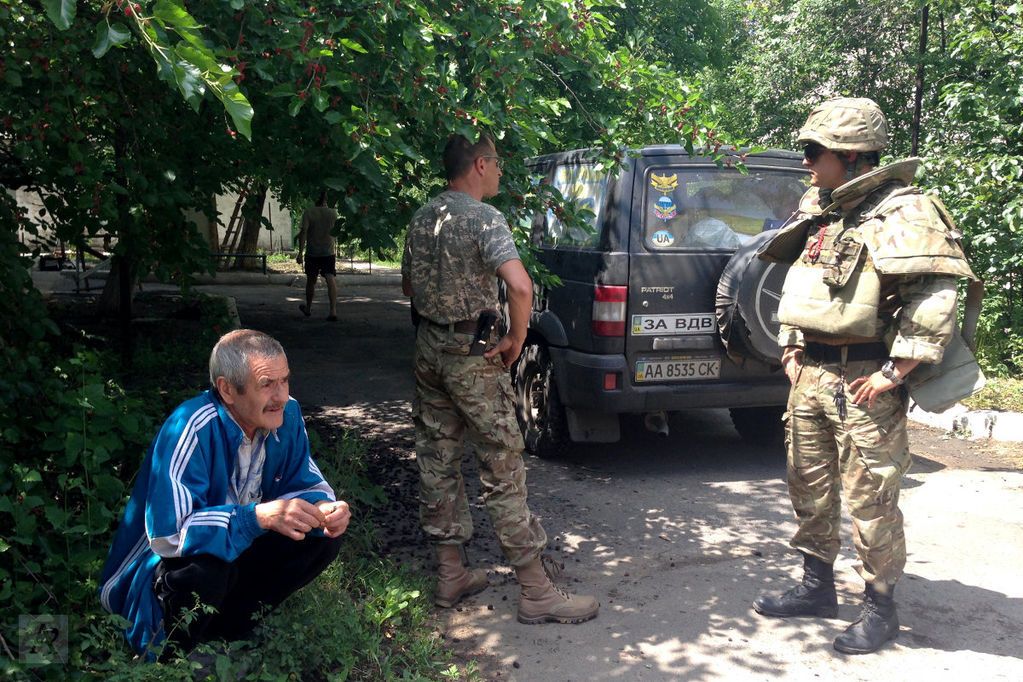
[{"x1": 716, "y1": 230, "x2": 790, "y2": 365}]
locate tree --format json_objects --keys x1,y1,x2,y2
[{"x1": 4, "y1": 0, "x2": 735, "y2": 301}]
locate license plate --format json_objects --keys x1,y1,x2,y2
[
  {"x1": 635, "y1": 356, "x2": 721, "y2": 382},
  {"x1": 632, "y1": 313, "x2": 716, "y2": 336}
]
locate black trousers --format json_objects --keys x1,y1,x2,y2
[{"x1": 153, "y1": 532, "x2": 342, "y2": 652}]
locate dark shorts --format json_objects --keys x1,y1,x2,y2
[{"x1": 305, "y1": 255, "x2": 336, "y2": 278}]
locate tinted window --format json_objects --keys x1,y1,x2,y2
[
  {"x1": 544, "y1": 164, "x2": 608, "y2": 248},
  {"x1": 643, "y1": 168, "x2": 808, "y2": 250}
]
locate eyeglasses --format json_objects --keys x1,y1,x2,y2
[
  {"x1": 802, "y1": 143, "x2": 828, "y2": 163},
  {"x1": 478, "y1": 155, "x2": 505, "y2": 170}
]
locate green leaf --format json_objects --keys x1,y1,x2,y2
[
  {"x1": 289, "y1": 96, "x2": 306, "y2": 117},
  {"x1": 153, "y1": 0, "x2": 199, "y2": 29},
  {"x1": 108, "y1": 22, "x2": 132, "y2": 46},
  {"x1": 218, "y1": 82, "x2": 254, "y2": 140},
  {"x1": 339, "y1": 38, "x2": 368, "y2": 54},
  {"x1": 230, "y1": 0, "x2": 245, "y2": 8},
  {"x1": 42, "y1": 0, "x2": 76, "y2": 31},
  {"x1": 313, "y1": 90, "x2": 328, "y2": 113},
  {"x1": 3, "y1": 69, "x2": 21, "y2": 87},
  {"x1": 92, "y1": 22, "x2": 112, "y2": 58},
  {"x1": 323, "y1": 178, "x2": 346, "y2": 190}
]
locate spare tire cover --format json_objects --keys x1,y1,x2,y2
[{"x1": 716, "y1": 230, "x2": 791, "y2": 365}]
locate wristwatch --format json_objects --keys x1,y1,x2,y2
[{"x1": 880, "y1": 360, "x2": 904, "y2": 385}]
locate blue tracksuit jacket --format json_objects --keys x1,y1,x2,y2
[{"x1": 98, "y1": 390, "x2": 335, "y2": 654}]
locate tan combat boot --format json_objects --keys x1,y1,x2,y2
[
  {"x1": 434, "y1": 544, "x2": 489, "y2": 608},
  {"x1": 515, "y1": 558, "x2": 599, "y2": 624}
]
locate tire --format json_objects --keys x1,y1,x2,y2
[
  {"x1": 729, "y1": 406, "x2": 786, "y2": 446},
  {"x1": 716, "y1": 230, "x2": 790, "y2": 365},
  {"x1": 513, "y1": 344, "x2": 569, "y2": 458}
]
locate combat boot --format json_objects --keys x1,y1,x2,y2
[
  {"x1": 833, "y1": 584, "x2": 899, "y2": 654},
  {"x1": 434, "y1": 544, "x2": 489, "y2": 608},
  {"x1": 752, "y1": 552, "x2": 839, "y2": 618},
  {"x1": 515, "y1": 558, "x2": 599, "y2": 624}
]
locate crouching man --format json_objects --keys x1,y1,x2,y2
[{"x1": 99, "y1": 329, "x2": 351, "y2": 657}]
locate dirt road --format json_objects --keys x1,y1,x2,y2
[{"x1": 206, "y1": 278, "x2": 1023, "y2": 682}]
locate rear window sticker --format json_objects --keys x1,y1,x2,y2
[
  {"x1": 651, "y1": 229, "x2": 675, "y2": 246},
  {"x1": 654, "y1": 195, "x2": 678, "y2": 221},
  {"x1": 651, "y1": 172, "x2": 678, "y2": 194}
]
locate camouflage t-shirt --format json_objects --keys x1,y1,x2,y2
[{"x1": 402, "y1": 190, "x2": 520, "y2": 324}]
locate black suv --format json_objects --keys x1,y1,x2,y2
[{"x1": 513, "y1": 146, "x2": 809, "y2": 456}]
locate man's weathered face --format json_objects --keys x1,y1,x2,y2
[
  {"x1": 479, "y1": 144, "x2": 503, "y2": 199},
  {"x1": 802, "y1": 143, "x2": 847, "y2": 190},
  {"x1": 219, "y1": 354, "x2": 290, "y2": 438}
]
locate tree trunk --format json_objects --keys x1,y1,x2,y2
[
  {"x1": 99, "y1": 123, "x2": 136, "y2": 337},
  {"x1": 233, "y1": 184, "x2": 268, "y2": 270},
  {"x1": 911, "y1": 5, "x2": 929, "y2": 156}
]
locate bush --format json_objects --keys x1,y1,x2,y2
[{"x1": 1, "y1": 235, "x2": 460, "y2": 678}]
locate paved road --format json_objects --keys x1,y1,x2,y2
[{"x1": 203, "y1": 278, "x2": 1023, "y2": 682}]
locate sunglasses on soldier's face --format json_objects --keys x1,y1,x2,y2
[
  {"x1": 803, "y1": 143, "x2": 827, "y2": 163},
  {"x1": 478, "y1": 154, "x2": 505, "y2": 170}
]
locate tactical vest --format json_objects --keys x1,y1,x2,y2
[{"x1": 767, "y1": 160, "x2": 976, "y2": 338}]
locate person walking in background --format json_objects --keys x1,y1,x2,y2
[{"x1": 296, "y1": 191, "x2": 339, "y2": 321}]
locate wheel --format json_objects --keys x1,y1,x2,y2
[
  {"x1": 729, "y1": 406, "x2": 786, "y2": 446},
  {"x1": 716, "y1": 230, "x2": 790, "y2": 365},
  {"x1": 513, "y1": 344, "x2": 569, "y2": 458}
]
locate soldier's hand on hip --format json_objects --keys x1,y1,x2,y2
[
  {"x1": 781, "y1": 347, "x2": 803, "y2": 384},
  {"x1": 848, "y1": 372, "x2": 897, "y2": 409},
  {"x1": 485, "y1": 334, "x2": 524, "y2": 368}
]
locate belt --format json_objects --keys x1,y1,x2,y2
[
  {"x1": 804, "y1": 341, "x2": 888, "y2": 364},
  {"x1": 424, "y1": 317, "x2": 477, "y2": 334}
]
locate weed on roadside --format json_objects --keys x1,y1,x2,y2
[{"x1": 962, "y1": 376, "x2": 1023, "y2": 413}]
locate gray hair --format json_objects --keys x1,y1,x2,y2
[{"x1": 209, "y1": 329, "x2": 285, "y2": 393}]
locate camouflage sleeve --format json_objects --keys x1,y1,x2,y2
[
  {"x1": 777, "y1": 324, "x2": 804, "y2": 349},
  {"x1": 889, "y1": 274, "x2": 958, "y2": 363},
  {"x1": 478, "y1": 209, "x2": 520, "y2": 273}
]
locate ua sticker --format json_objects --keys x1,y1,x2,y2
[
  {"x1": 650, "y1": 172, "x2": 678, "y2": 194},
  {"x1": 654, "y1": 195, "x2": 677, "y2": 221},
  {"x1": 652, "y1": 229, "x2": 675, "y2": 246}
]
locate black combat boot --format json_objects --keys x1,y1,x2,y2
[
  {"x1": 833, "y1": 584, "x2": 899, "y2": 654},
  {"x1": 752, "y1": 552, "x2": 839, "y2": 618}
]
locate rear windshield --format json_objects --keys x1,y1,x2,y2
[{"x1": 642, "y1": 167, "x2": 808, "y2": 250}]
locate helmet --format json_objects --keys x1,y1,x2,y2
[{"x1": 796, "y1": 97, "x2": 888, "y2": 152}]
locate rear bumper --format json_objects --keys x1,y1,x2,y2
[{"x1": 549, "y1": 347, "x2": 789, "y2": 413}]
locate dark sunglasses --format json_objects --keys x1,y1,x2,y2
[{"x1": 803, "y1": 143, "x2": 827, "y2": 163}]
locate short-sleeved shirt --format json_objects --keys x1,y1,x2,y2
[
  {"x1": 299, "y1": 206, "x2": 338, "y2": 257},
  {"x1": 402, "y1": 190, "x2": 520, "y2": 324}
]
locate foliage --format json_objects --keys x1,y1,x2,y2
[
  {"x1": 0, "y1": 280, "x2": 232, "y2": 679},
  {"x1": 4, "y1": 0, "x2": 737, "y2": 300},
  {"x1": 923, "y1": 0, "x2": 1023, "y2": 376},
  {"x1": 707, "y1": 0, "x2": 923, "y2": 152},
  {"x1": 962, "y1": 376, "x2": 1023, "y2": 413}
]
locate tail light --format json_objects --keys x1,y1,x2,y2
[{"x1": 592, "y1": 285, "x2": 627, "y2": 336}]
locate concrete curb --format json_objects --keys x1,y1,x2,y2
[
  {"x1": 158, "y1": 271, "x2": 403, "y2": 286},
  {"x1": 908, "y1": 401, "x2": 1023, "y2": 441}
]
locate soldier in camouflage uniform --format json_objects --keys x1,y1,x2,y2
[
  {"x1": 401, "y1": 133, "x2": 598, "y2": 624},
  {"x1": 753, "y1": 98, "x2": 977, "y2": 654}
]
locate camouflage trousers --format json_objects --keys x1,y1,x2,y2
[
  {"x1": 412, "y1": 322, "x2": 547, "y2": 567},
  {"x1": 785, "y1": 357, "x2": 911, "y2": 588}
]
